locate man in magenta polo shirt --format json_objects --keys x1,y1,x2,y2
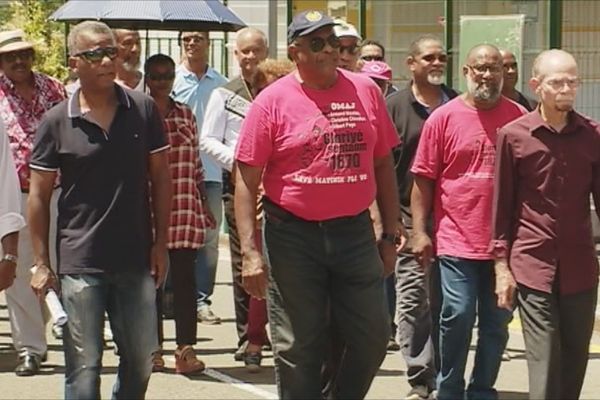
[
  {"x1": 492, "y1": 49, "x2": 599, "y2": 400},
  {"x1": 234, "y1": 10, "x2": 401, "y2": 400},
  {"x1": 410, "y1": 44, "x2": 526, "y2": 400}
]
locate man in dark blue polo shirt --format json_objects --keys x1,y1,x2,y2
[{"x1": 27, "y1": 21, "x2": 172, "y2": 399}]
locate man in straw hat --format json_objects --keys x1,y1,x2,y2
[{"x1": 0, "y1": 28, "x2": 66, "y2": 376}]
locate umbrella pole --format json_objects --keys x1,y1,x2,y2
[{"x1": 145, "y1": 29, "x2": 150, "y2": 60}]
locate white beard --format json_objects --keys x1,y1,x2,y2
[{"x1": 427, "y1": 72, "x2": 444, "y2": 86}]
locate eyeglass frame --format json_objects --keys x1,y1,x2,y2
[
  {"x1": 466, "y1": 63, "x2": 503, "y2": 76},
  {"x1": 72, "y1": 46, "x2": 118, "y2": 63}
]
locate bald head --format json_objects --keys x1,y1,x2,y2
[
  {"x1": 530, "y1": 49, "x2": 578, "y2": 113},
  {"x1": 500, "y1": 49, "x2": 515, "y2": 59},
  {"x1": 463, "y1": 44, "x2": 504, "y2": 106},
  {"x1": 236, "y1": 27, "x2": 268, "y2": 49},
  {"x1": 499, "y1": 49, "x2": 519, "y2": 92},
  {"x1": 532, "y1": 49, "x2": 577, "y2": 79},
  {"x1": 466, "y1": 44, "x2": 501, "y2": 64}
]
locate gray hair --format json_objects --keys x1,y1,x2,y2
[
  {"x1": 408, "y1": 34, "x2": 443, "y2": 58},
  {"x1": 67, "y1": 21, "x2": 115, "y2": 56},
  {"x1": 235, "y1": 27, "x2": 268, "y2": 48}
]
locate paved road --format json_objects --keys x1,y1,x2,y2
[{"x1": 0, "y1": 237, "x2": 599, "y2": 399}]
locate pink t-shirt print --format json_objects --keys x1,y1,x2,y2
[
  {"x1": 411, "y1": 96, "x2": 526, "y2": 260},
  {"x1": 235, "y1": 69, "x2": 399, "y2": 221}
]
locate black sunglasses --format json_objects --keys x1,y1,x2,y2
[
  {"x1": 2, "y1": 49, "x2": 34, "y2": 63},
  {"x1": 146, "y1": 72, "x2": 175, "y2": 81},
  {"x1": 74, "y1": 46, "x2": 118, "y2": 63},
  {"x1": 305, "y1": 34, "x2": 341, "y2": 53},
  {"x1": 361, "y1": 55, "x2": 384, "y2": 62}
]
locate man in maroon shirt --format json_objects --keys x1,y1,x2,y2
[{"x1": 491, "y1": 49, "x2": 600, "y2": 400}]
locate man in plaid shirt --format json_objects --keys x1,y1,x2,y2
[{"x1": 145, "y1": 53, "x2": 215, "y2": 374}]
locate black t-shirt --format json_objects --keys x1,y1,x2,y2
[
  {"x1": 30, "y1": 84, "x2": 168, "y2": 274},
  {"x1": 386, "y1": 83, "x2": 458, "y2": 229}
]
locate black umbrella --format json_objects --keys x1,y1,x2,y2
[{"x1": 50, "y1": 0, "x2": 246, "y2": 32}]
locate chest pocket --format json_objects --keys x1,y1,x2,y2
[{"x1": 169, "y1": 124, "x2": 195, "y2": 147}]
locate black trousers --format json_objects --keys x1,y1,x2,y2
[
  {"x1": 517, "y1": 283, "x2": 597, "y2": 400},
  {"x1": 223, "y1": 190, "x2": 250, "y2": 348},
  {"x1": 156, "y1": 249, "x2": 198, "y2": 346}
]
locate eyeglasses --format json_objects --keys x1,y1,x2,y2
[
  {"x1": 305, "y1": 34, "x2": 341, "y2": 53},
  {"x1": 420, "y1": 53, "x2": 447, "y2": 63},
  {"x1": 467, "y1": 64, "x2": 503, "y2": 75},
  {"x1": 74, "y1": 46, "x2": 118, "y2": 63},
  {"x1": 2, "y1": 49, "x2": 34, "y2": 63},
  {"x1": 339, "y1": 44, "x2": 358, "y2": 55},
  {"x1": 543, "y1": 78, "x2": 580, "y2": 90},
  {"x1": 182, "y1": 35, "x2": 206, "y2": 44},
  {"x1": 146, "y1": 72, "x2": 175, "y2": 81},
  {"x1": 361, "y1": 55, "x2": 384, "y2": 62}
]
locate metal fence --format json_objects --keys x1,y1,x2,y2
[{"x1": 140, "y1": 36, "x2": 228, "y2": 76}]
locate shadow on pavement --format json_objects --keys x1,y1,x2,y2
[
  {"x1": 498, "y1": 390, "x2": 528, "y2": 399},
  {"x1": 376, "y1": 368, "x2": 406, "y2": 377}
]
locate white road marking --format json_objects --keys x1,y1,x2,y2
[
  {"x1": 164, "y1": 356, "x2": 277, "y2": 399},
  {"x1": 203, "y1": 368, "x2": 278, "y2": 400}
]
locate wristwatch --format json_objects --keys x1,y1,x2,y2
[
  {"x1": 1, "y1": 254, "x2": 17, "y2": 264},
  {"x1": 380, "y1": 232, "x2": 399, "y2": 245}
]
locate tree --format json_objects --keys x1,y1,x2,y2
[{"x1": 1, "y1": 0, "x2": 68, "y2": 81}]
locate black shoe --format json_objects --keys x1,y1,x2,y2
[
  {"x1": 15, "y1": 354, "x2": 41, "y2": 377},
  {"x1": 243, "y1": 352, "x2": 262, "y2": 373}
]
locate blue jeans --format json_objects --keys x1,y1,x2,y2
[
  {"x1": 61, "y1": 270, "x2": 157, "y2": 400},
  {"x1": 437, "y1": 256, "x2": 512, "y2": 400},
  {"x1": 195, "y1": 181, "x2": 223, "y2": 308}
]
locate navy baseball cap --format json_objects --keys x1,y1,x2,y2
[{"x1": 287, "y1": 10, "x2": 338, "y2": 43}]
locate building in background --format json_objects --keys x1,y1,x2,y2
[{"x1": 0, "y1": 0, "x2": 595, "y2": 119}]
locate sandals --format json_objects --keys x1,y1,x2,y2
[
  {"x1": 152, "y1": 349, "x2": 165, "y2": 372},
  {"x1": 175, "y1": 345, "x2": 205, "y2": 375}
]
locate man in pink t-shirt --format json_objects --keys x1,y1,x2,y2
[
  {"x1": 410, "y1": 44, "x2": 526, "y2": 400},
  {"x1": 234, "y1": 10, "x2": 401, "y2": 400}
]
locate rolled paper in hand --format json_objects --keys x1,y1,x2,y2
[
  {"x1": 45, "y1": 289, "x2": 68, "y2": 326},
  {"x1": 30, "y1": 266, "x2": 68, "y2": 326}
]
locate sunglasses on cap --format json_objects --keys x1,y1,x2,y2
[
  {"x1": 303, "y1": 34, "x2": 341, "y2": 53},
  {"x1": 146, "y1": 72, "x2": 175, "y2": 81},
  {"x1": 74, "y1": 46, "x2": 118, "y2": 63}
]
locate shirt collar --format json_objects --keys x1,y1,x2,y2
[
  {"x1": 177, "y1": 63, "x2": 218, "y2": 80},
  {"x1": 67, "y1": 83, "x2": 131, "y2": 118},
  {"x1": 0, "y1": 71, "x2": 40, "y2": 91},
  {"x1": 528, "y1": 109, "x2": 587, "y2": 135},
  {"x1": 406, "y1": 81, "x2": 453, "y2": 106}
]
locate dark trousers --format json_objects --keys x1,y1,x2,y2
[
  {"x1": 517, "y1": 283, "x2": 597, "y2": 400},
  {"x1": 264, "y1": 200, "x2": 389, "y2": 400},
  {"x1": 156, "y1": 249, "x2": 198, "y2": 346},
  {"x1": 395, "y1": 253, "x2": 440, "y2": 390},
  {"x1": 223, "y1": 190, "x2": 269, "y2": 348}
]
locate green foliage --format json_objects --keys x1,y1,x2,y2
[{"x1": 2, "y1": 0, "x2": 67, "y2": 82}]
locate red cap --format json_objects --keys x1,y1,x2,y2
[{"x1": 360, "y1": 61, "x2": 392, "y2": 81}]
